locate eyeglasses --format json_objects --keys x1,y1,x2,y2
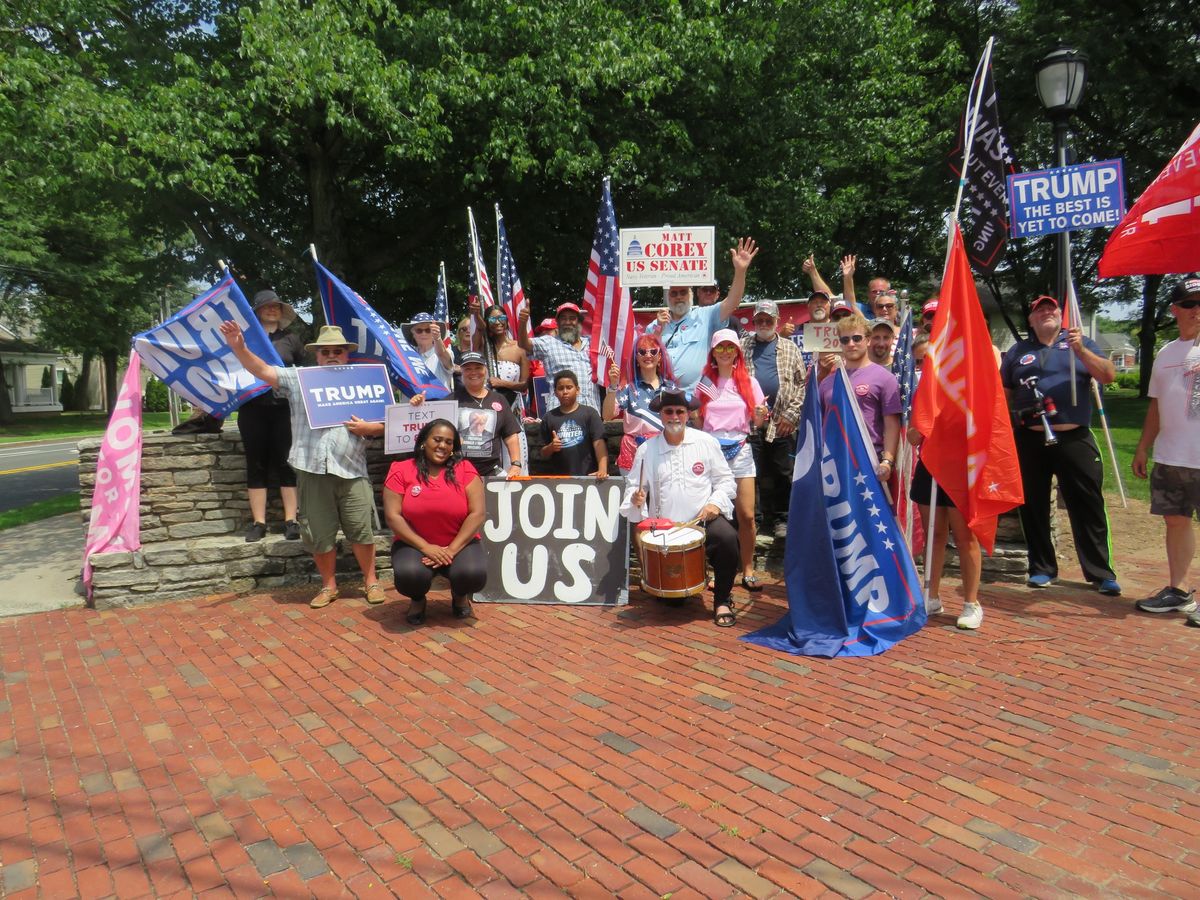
[
  {"x1": 712, "y1": 345, "x2": 738, "y2": 354},
  {"x1": 487, "y1": 314, "x2": 508, "y2": 323},
  {"x1": 317, "y1": 347, "x2": 348, "y2": 356},
  {"x1": 1176, "y1": 299, "x2": 1200, "y2": 309},
  {"x1": 412, "y1": 327, "x2": 433, "y2": 334},
  {"x1": 636, "y1": 347, "x2": 660, "y2": 356},
  {"x1": 839, "y1": 335, "x2": 865, "y2": 345},
  {"x1": 660, "y1": 407, "x2": 689, "y2": 417},
  {"x1": 876, "y1": 303, "x2": 897, "y2": 311}
]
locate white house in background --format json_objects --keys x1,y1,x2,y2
[
  {"x1": 1094, "y1": 332, "x2": 1138, "y2": 371},
  {"x1": 0, "y1": 321, "x2": 63, "y2": 413}
]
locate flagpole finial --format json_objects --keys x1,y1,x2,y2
[
  {"x1": 308, "y1": 244, "x2": 318, "y2": 262},
  {"x1": 217, "y1": 259, "x2": 228, "y2": 272}
]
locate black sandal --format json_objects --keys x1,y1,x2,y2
[
  {"x1": 741, "y1": 574, "x2": 764, "y2": 592},
  {"x1": 452, "y1": 596, "x2": 473, "y2": 619},
  {"x1": 406, "y1": 598, "x2": 427, "y2": 626},
  {"x1": 714, "y1": 603, "x2": 737, "y2": 628}
]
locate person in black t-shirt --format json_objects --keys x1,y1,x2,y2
[{"x1": 539, "y1": 370, "x2": 608, "y2": 478}]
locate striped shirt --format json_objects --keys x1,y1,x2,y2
[
  {"x1": 531, "y1": 335, "x2": 599, "y2": 412},
  {"x1": 274, "y1": 367, "x2": 371, "y2": 480}
]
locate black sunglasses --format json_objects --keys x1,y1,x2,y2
[
  {"x1": 839, "y1": 335, "x2": 865, "y2": 345},
  {"x1": 1176, "y1": 299, "x2": 1200, "y2": 310}
]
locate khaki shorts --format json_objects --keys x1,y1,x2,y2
[{"x1": 296, "y1": 472, "x2": 380, "y2": 553}]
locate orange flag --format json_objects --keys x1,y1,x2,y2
[{"x1": 911, "y1": 224, "x2": 1023, "y2": 553}]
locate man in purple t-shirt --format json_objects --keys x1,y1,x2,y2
[{"x1": 818, "y1": 312, "x2": 901, "y2": 483}]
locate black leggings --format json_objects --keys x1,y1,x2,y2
[
  {"x1": 704, "y1": 516, "x2": 739, "y2": 608},
  {"x1": 237, "y1": 402, "x2": 296, "y2": 489},
  {"x1": 391, "y1": 539, "x2": 488, "y2": 601}
]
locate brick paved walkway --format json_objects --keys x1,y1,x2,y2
[{"x1": 2, "y1": 532, "x2": 1198, "y2": 898}]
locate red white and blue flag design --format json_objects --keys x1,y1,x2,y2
[
  {"x1": 495, "y1": 205, "x2": 528, "y2": 334},
  {"x1": 583, "y1": 178, "x2": 635, "y2": 385}
]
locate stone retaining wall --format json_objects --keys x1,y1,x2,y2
[{"x1": 77, "y1": 420, "x2": 1028, "y2": 608}]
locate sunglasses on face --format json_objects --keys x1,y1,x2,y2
[
  {"x1": 713, "y1": 345, "x2": 738, "y2": 354},
  {"x1": 876, "y1": 303, "x2": 897, "y2": 311},
  {"x1": 412, "y1": 327, "x2": 433, "y2": 334},
  {"x1": 317, "y1": 347, "x2": 348, "y2": 356},
  {"x1": 1176, "y1": 299, "x2": 1200, "y2": 310},
  {"x1": 636, "y1": 347, "x2": 660, "y2": 356},
  {"x1": 487, "y1": 314, "x2": 508, "y2": 323},
  {"x1": 839, "y1": 335, "x2": 865, "y2": 345}
]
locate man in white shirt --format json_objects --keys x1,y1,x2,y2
[
  {"x1": 621, "y1": 389, "x2": 739, "y2": 627},
  {"x1": 1134, "y1": 277, "x2": 1200, "y2": 621}
]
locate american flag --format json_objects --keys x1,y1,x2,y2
[
  {"x1": 495, "y1": 205, "x2": 527, "y2": 334},
  {"x1": 693, "y1": 376, "x2": 719, "y2": 403},
  {"x1": 584, "y1": 177, "x2": 634, "y2": 385},
  {"x1": 891, "y1": 308, "x2": 920, "y2": 553},
  {"x1": 433, "y1": 261, "x2": 449, "y2": 326},
  {"x1": 892, "y1": 308, "x2": 917, "y2": 424},
  {"x1": 466, "y1": 207, "x2": 495, "y2": 310}
]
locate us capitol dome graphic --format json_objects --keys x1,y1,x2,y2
[{"x1": 626, "y1": 239, "x2": 643, "y2": 257}]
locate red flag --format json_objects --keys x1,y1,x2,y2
[
  {"x1": 911, "y1": 224, "x2": 1023, "y2": 553},
  {"x1": 584, "y1": 178, "x2": 635, "y2": 384},
  {"x1": 1098, "y1": 122, "x2": 1200, "y2": 277}
]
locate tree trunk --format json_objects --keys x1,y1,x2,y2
[
  {"x1": 0, "y1": 354, "x2": 14, "y2": 426},
  {"x1": 73, "y1": 350, "x2": 94, "y2": 411},
  {"x1": 1137, "y1": 274, "x2": 1164, "y2": 399},
  {"x1": 306, "y1": 120, "x2": 346, "y2": 329},
  {"x1": 102, "y1": 348, "x2": 119, "y2": 416}
]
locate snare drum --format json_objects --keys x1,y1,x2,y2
[{"x1": 636, "y1": 524, "x2": 707, "y2": 599}]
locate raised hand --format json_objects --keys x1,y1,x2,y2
[
  {"x1": 802, "y1": 253, "x2": 815, "y2": 275},
  {"x1": 841, "y1": 254, "x2": 856, "y2": 277},
  {"x1": 730, "y1": 237, "x2": 759, "y2": 273},
  {"x1": 219, "y1": 321, "x2": 245, "y2": 349}
]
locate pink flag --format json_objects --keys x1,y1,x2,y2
[{"x1": 82, "y1": 353, "x2": 144, "y2": 599}]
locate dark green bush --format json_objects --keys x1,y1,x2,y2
[{"x1": 144, "y1": 377, "x2": 170, "y2": 412}]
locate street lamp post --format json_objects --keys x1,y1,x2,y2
[{"x1": 1035, "y1": 44, "x2": 1089, "y2": 304}]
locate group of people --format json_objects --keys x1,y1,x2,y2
[{"x1": 216, "y1": 247, "x2": 1200, "y2": 636}]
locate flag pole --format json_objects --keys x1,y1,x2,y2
[
  {"x1": 1065, "y1": 273, "x2": 1082, "y2": 406},
  {"x1": 923, "y1": 37, "x2": 995, "y2": 606},
  {"x1": 308, "y1": 244, "x2": 318, "y2": 263},
  {"x1": 495, "y1": 203, "x2": 502, "y2": 311},
  {"x1": 950, "y1": 36, "x2": 995, "y2": 225},
  {"x1": 439, "y1": 259, "x2": 448, "y2": 325},
  {"x1": 1092, "y1": 380, "x2": 1128, "y2": 508},
  {"x1": 217, "y1": 259, "x2": 227, "y2": 273}
]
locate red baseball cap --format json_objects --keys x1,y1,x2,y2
[
  {"x1": 534, "y1": 317, "x2": 557, "y2": 334},
  {"x1": 1031, "y1": 295, "x2": 1060, "y2": 310},
  {"x1": 556, "y1": 302, "x2": 584, "y2": 319},
  {"x1": 922, "y1": 299, "x2": 939, "y2": 316}
]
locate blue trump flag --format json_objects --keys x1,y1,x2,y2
[
  {"x1": 742, "y1": 367, "x2": 925, "y2": 657},
  {"x1": 133, "y1": 274, "x2": 281, "y2": 418},
  {"x1": 313, "y1": 260, "x2": 449, "y2": 400}
]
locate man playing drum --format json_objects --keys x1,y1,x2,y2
[{"x1": 620, "y1": 388, "x2": 740, "y2": 627}]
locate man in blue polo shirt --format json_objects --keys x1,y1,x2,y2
[
  {"x1": 1001, "y1": 294, "x2": 1120, "y2": 596},
  {"x1": 646, "y1": 237, "x2": 758, "y2": 390}
]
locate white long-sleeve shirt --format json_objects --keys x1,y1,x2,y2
[{"x1": 620, "y1": 428, "x2": 736, "y2": 523}]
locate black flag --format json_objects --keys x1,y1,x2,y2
[{"x1": 947, "y1": 60, "x2": 1017, "y2": 274}]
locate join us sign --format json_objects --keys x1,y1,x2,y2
[
  {"x1": 478, "y1": 477, "x2": 629, "y2": 605},
  {"x1": 297, "y1": 364, "x2": 392, "y2": 428},
  {"x1": 619, "y1": 226, "x2": 715, "y2": 287},
  {"x1": 1007, "y1": 159, "x2": 1125, "y2": 238}
]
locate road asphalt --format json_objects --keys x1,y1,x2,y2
[
  {"x1": 0, "y1": 512, "x2": 87, "y2": 618},
  {"x1": 0, "y1": 437, "x2": 83, "y2": 511}
]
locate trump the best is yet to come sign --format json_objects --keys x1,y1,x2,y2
[
  {"x1": 618, "y1": 226, "x2": 715, "y2": 287},
  {"x1": 1006, "y1": 159, "x2": 1125, "y2": 239}
]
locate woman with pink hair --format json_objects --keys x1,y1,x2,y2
[
  {"x1": 697, "y1": 329, "x2": 768, "y2": 591},
  {"x1": 602, "y1": 331, "x2": 677, "y2": 475}
]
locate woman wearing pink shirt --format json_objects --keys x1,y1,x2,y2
[{"x1": 698, "y1": 329, "x2": 768, "y2": 590}]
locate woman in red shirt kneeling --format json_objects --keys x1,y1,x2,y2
[{"x1": 383, "y1": 419, "x2": 488, "y2": 625}]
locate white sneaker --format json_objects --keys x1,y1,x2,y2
[
  {"x1": 957, "y1": 602, "x2": 983, "y2": 630},
  {"x1": 925, "y1": 595, "x2": 943, "y2": 615}
]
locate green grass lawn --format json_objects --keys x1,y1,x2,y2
[
  {"x1": 0, "y1": 492, "x2": 81, "y2": 531},
  {"x1": 0, "y1": 412, "x2": 174, "y2": 444},
  {"x1": 1093, "y1": 390, "x2": 1149, "y2": 504}
]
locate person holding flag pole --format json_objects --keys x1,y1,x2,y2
[{"x1": 911, "y1": 36, "x2": 1024, "y2": 628}]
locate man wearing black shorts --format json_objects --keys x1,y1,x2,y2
[{"x1": 1133, "y1": 277, "x2": 1200, "y2": 621}]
